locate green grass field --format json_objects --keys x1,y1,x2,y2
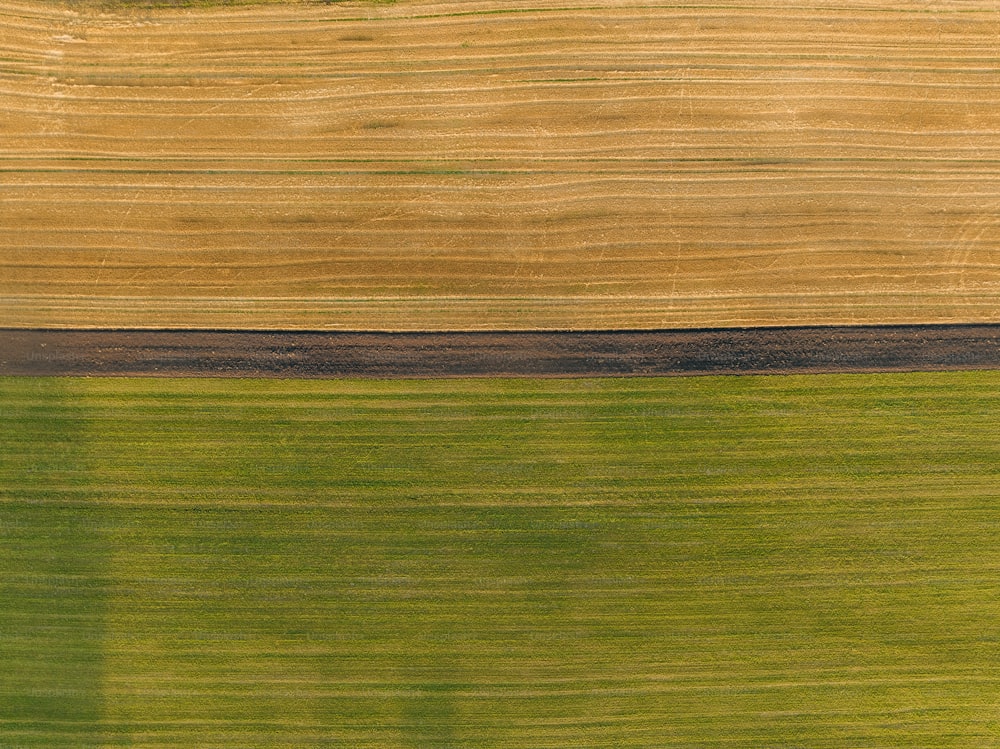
[{"x1": 3, "y1": 373, "x2": 1000, "y2": 747}]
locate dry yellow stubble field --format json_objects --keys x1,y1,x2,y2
[{"x1": 3, "y1": 0, "x2": 1000, "y2": 330}]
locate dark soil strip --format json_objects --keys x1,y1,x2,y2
[{"x1": 4, "y1": 325, "x2": 1000, "y2": 377}]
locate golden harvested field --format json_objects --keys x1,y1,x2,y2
[{"x1": 4, "y1": 0, "x2": 1000, "y2": 330}]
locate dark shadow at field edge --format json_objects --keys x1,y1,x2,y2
[{"x1": 0, "y1": 373, "x2": 107, "y2": 745}]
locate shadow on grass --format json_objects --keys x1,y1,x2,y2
[{"x1": 0, "y1": 377, "x2": 107, "y2": 747}]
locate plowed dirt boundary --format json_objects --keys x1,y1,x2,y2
[{"x1": 4, "y1": 325, "x2": 1000, "y2": 377}]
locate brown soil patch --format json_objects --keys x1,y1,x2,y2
[{"x1": 5, "y1": 325, "x2": 1000, "y2": 377}]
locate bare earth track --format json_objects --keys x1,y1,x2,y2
[{"x1": 5, "y1": 324, "x2": 1000, "y2": 377}]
